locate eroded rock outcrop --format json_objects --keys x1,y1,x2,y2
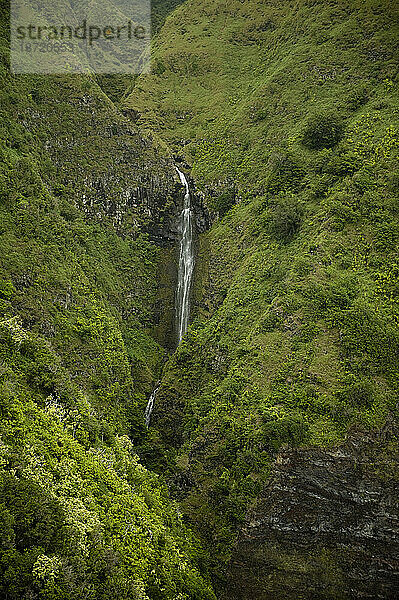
[{"x1": 224, "y1": 428, "x2": 399, "y2": 600}]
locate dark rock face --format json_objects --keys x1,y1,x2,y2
[
  {"x1": 20, "y1": 81, "x2": 203, "y2": 347},
  {"x1": 151, "y1": 166, "x2": 211, "y2": 350},
  {"x1": 24, "y1": 81, "x2": 183, "y2": 246},
  {"x1": 224, "y1": 429, "x2": 399, "y2": 600},
  {"x1": 191, "y1": 187, "x2": 212, "y2": 234}
]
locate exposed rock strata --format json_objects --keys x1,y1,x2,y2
[{"x1": 224, "y1": 428, "x2": 399, "y2": 600}]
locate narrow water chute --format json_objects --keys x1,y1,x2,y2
[
  {"x1": 144, "y1": 385, "x2": 159, "y2": 428},
  {"x1": 175, "y1": 167, "x2": 194, "y2": 343},
  {"x1": 144, "y1": 167, "x2": 195, "y2": 427}
]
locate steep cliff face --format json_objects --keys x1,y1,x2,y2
[
  {"x1": 225, "y1": 428, "x2": 399, "y2": 600},
  {"x1": 18, "y1": 77, "x2": 180, "y2": 243},
  {"x1": 126, "y1": 0, "x2": 399, "y2": 595},
  {"x1": 1, "y1": 0, "x2": 398, "y2": 598},
  {"x1": 0, "y1": 5, "x2": 219, "y2": 597},
  {"x1": 0, "y1": 48, "x2": 188, "y2": 394}
]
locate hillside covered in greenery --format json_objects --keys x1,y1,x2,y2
[
  {"x1": 125, "y1": 0, "x2": 399, "y2": 595},
  {"x1": 0, "y1": 1, "x2": 215, "y2": 597},
  {"x1": 1, "y1": 0, "x2": 398, "y2": 599}
]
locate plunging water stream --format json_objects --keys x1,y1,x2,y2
[
  {"x1": 144, "y1": 385, "x2": 159, "y2": 428},
  {"x1": 144, "y1": 167, "x2": 195, "y2": 427},
  {"x1": 175, "y1": 167, "x2": 194, "y2": 343}
]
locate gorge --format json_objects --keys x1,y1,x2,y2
[
  {"x1": 144, "y1": 166, "x2": 194, "y2": 428},
  {"x1": 0, "y1": 1, "x2": 398, "y2": 599}
]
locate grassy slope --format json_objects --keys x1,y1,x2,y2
[
  {"x1": 0, "y1": 4, "x2": 217, "y2": 599},
  {"x1": 125, "y1": 0, "x2": 399, "y2": 573},
  {"x1": 96, "y1": 0, "x2": 187, "y2": 102}
]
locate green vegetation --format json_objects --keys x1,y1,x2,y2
[
  {"x1": 125, "y1": 0, "x2": 399, "y2": 578},
  {"x1": 151, "y1": 0, "x2": 187, "y2": 34},
  {"x1": 0, "y1": 2, "x2": 216, "y2": 598},
  {"x1": 1, "y1": 0, "x2": 398, "y2": 597},
  {"x1": 302, "y1": 113, "x2": 344, "y2": 150}
]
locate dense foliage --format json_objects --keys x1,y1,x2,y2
[
  {"x1": 1, "y1": 0, "x2": 398, "y2": 597},
  {"x1": 0, "y1": 2, "x2": 215, "y2": 598},
  {"x1": 125, "y1": 0, "x2": 399, "y2": 580}
]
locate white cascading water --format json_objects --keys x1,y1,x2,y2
[
  {"x1": 144, "y1": 167, "x2": 195, "y2": 427},
  {"x1": 175, "y1": 167, "x2": 194, "y2": 343},
  {"x1": 144, "y1": 384, "x2": 159, "y2": 428}
]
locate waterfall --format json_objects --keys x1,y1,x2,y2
[
  {"x1": 144, "y1": 385, "x2": 159, "y2": 428},
  {"x1": 175, "y1": 167, "x2": 195, "y2": 343},
  {"x1": 144, "y1": 167, "x2": 195, "y2": 428}
]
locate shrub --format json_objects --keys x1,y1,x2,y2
[
  {"x1": 346, "y1": 86, "x2": 369, "y2": 111},
  {"x1": 326, "y1": 152, "x2": 359, "y2": 176},
  {"x1": 0, "y1": 279, "x2": 15, "y2": 300},
  {"x1": 336, "y1": 378, "x2": 374, "y2": 408},
  {"x1": 261, "y1": 413, "x2": 309, "y2": 451},
  {"x1": 0, "y1": 476, "x2": 66, "y2": 552},
  {"x1": 210, "y1": 189, "x2": 236, "y2": 217},
  {"x1": 302, "y1": 113, "x2": 344, "y2": 150},
  {"x1": 152, "y1": 59, "x2": 166, "y2": 75},
  {"x1": 269, "y1": 196, "x2": 303, "y2": 242}
]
